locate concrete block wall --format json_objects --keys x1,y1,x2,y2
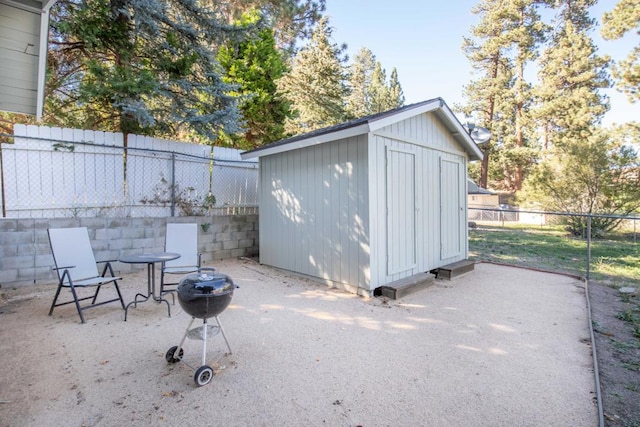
[{"x1": 0, "y1": 215, "x2": 258, "y2": 287}]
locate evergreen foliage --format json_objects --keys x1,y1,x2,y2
[
  {"x1": 520, "y1": 126, "x2": 640, "y2": 233},
  {"x1": 46, "y1": 0, "x2": 254, "y2": 141},
  {"x1": 276, "y1": 17, "x2": 348, "y2": 135},
  {"x1": 601, "y1": 0, "x2": 640, "y2": 103},
  {"x1": 345, "y1": 47, "x2": 376, "y2": 119},
  {"x1": 218, "y1": 19, "x2": 291, "y2": 149},
  {"x1": 461, "y1": 0, "x2": 518, "y2": 189},
  {"x1": 523, "y1": 0, "x2": 636, "y2": 227},
  {"x1": 534, "y1": 0, "x2": 610, "y2": 149},
  {"x1": 215, "y1": 0, "x2": 326, "y2": 54},
  {"x1": 344, "y1": 48, "x2": 405, "y2": 119}
]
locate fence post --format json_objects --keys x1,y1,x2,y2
[
  {"x1": 586, "y1": 214, "x2": 592, "y2": 280},
  {"x1": 170, "y1": 153, "x2": 176, "y2": 217}
]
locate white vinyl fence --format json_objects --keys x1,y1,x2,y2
[{"x1": 0, "y1": 125, "x2": 259, "y2": 218}]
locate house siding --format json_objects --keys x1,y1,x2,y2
[
  {"x1": 0, "y1": 2, "x2": 40, "y2": 115},
  {"x1": 259, "y1": 135, "x2": 370, "y2": 291}
]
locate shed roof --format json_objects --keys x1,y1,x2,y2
[{"x1": 241, "y1": 98, "x2": 484, "y2": 161}]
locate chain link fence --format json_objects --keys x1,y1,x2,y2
[
  {"x1": 0, "y1": 127, "x2": 258, "y2": 218},
  {"x1": 468, "y1": 207, "x2": 640, "y2": 285}
]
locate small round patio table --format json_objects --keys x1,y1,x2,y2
[{"x1": 120, "y1": 252, "x2": 180, "y2": 321}]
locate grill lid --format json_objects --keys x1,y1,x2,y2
[
  {"x1": 177, "y1": 272, "x2": 235, "y2": 319},
  {"x1": 178, "y1": 273, "x2": 234, "y2": 301}
]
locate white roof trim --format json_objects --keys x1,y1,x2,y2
[
  {"x1": 433, "y1": 106, "x2": 484, "y2": 160},
  {"x1": 241, "y1": 123, "x2": 370, "y2": 159},
  {"x1": 241, "y1": 98, "x2": 484, "y2": 161},
  {"x1": 367, "y1": 98, "x2": 442, "y2": 131},
  {"x1": 1, "y1": 0, "x2": 41, "y2": 13}
]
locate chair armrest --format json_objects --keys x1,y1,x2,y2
[
  {"x1": 96, "y1": 259, "x2": 118, "y2": 264},
  {"x1": 53, "y1": 265, "x2": 75, "y2": 271}
]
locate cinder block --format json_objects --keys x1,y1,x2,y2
[
  {"x1": 223, "y1": 240, "x2": 239, "y2": 250},
  {"x1": 239, "y1": 222, "x2": 255, "y2": 231},
  {"x1": 34, "y1": 229, "x2": 50, "y2": 244},
  {"x1": 15, "y1": 219, "x2": 35, "y2": 232},
  {"x1": 239, "y1": 239, "x2": 254, "y2": 248},
  {"x1": 108, "y1": 239, "x2": 133, "y2": 250},
  {"x1": 232, "y1": 231, "x2": 249, "y2": 240},
  {"x1": 0, "y1": 269, "x2": 18, "y2": 283},
  {"x1": 216, "y1": 232, "x2": 232, "y2": 242},
  {"x1": 0, "y1": 219, "x2": 18, "y2": 232},
  {"x1": 16, "y1": 268, "x2": 36, "y2": 283},
  {"x1": 4, "y1": 231, "x2": 32, "y2": 245},
  {"x1": 121, "y1": 227, "x2": 145, "y2": 239},
  {"x1": 212, "y1": 249, "x2": 232, "y2": 260},
  {"x1": 33, "y1": 219, "x2": 50, "y2": 230},
  {"x1": 4, "y1": 255, "x2": 35, "y2": 269},
  {"x1": 80, "y1": 217, "x2": 107, "y2": 229},
  {"x1": 33, "y1": 242, "x2": 51, "y2": 255},
  {"x1": 1, "y1": 245, "x2": 19, "y2": 257},
  {"x1": 48, "y1": 218, "x2": 79, "y2": 229},
  {"x1": 204, "y1": 242, "x2": 223, "y2": 252},
  {"x1": 231, "y1": 248, "x2": 247, "y2": 257}
]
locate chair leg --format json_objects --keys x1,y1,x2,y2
[
  {"x1": 113, "y1": 280, "x2": 125, "y2": 309},
  {"x1": 101, "y1": 262, "x2": 125, "y2": 309},
  {"x1": 48, "y1": 282, "x2": 63, "y2": 316},
  {"x1": 91, "y1": 285, "x2": 102, "y2": 304},
  {"x1": 159, "y1": 271, "x2": 176, "y2": 304},
  {"x1": 68, "y1": 282, "x2": 86, "y2": 324}
]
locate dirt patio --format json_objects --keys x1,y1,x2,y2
[{"x1": 0, "y1": 260, "x2": 598, "y2": 426}]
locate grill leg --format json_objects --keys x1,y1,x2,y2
[
  {"x1": 201, "y1": 318, "x2": 208, "y2": 366},
  {"x1": 215, "y1": 315, "x2": 232, "y2": 354},
  {"x1": 175, "y1": 317, "x2": 196, "y2": 359}
]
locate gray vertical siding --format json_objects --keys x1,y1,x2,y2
[
  {"x1": 369, "y1": 112, "x2": 469, "y2": 289},
  {"x1": 258, "y1": 111, "x2": 469, "y2": 294},
  {"x1": 259, "y1": 135, "x2": 370, "y2": 291},
  {"x1": 0, "y1": 3, "x2": 40, "y2": 115}
]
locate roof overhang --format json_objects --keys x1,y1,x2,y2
[
  {"x1": 241, "y1": 98, "x2": 484, "y2": 161},
  {"x1": 0, "y1": 0, "x2": 57, "y2": 119}
]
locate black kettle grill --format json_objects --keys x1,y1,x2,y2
[{"x1": 165, "y1": 271, "x2": 235, "y2": 386}]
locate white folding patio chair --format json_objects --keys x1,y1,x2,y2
[
  {"x1": 160, "y1": 223, "x2": 215, "y2": 296},
  {"x1": 48, "y1": 227, "x2": 125, "y2": 323}
]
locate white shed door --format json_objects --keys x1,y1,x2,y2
[
  {"x1": 386, "y1": 147, "x2": 416, "y2": 275},
  {"x1": 440, "y1": 158, "x2": 462, "y2": 260}
]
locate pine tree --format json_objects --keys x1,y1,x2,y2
[
  {"x1": 345, "y1": 47, "x2": 376, "y2": 119},
  {"x1": 461, "y1": 0, "x2": 516, "y2": 188},
  {"x1": 214, "y1": 0, "x2": 326, "y2": 55},
  {"x1": 345, "y1": 49, "x2": 404, "y2": 119},
  {"x1": 534, "y1": 0, "x2": 610, "y2": 148},
  {"x1": 601, "y1": 0, "x2": 640, "y2": 103},
  {"x1": 524, "y1": 0, "x2": 619, "y2": 224},
  {"x1": 388, "y1": 68, "x2": 405, "y2": 109},
  {"x1": 218, "y1": 22, "x2": 291, "y2": 149},
  {"x1": 496, "y1": 0, "x2": 548, "y2": 191},
  {"x1": 47, "y1": 0, "x2": 254, "y2": 142},
  {"x1": 277, "y1": 17, "x2": 348, "y2": 135},
  {"x1": 368, "y1": 62, "x2": 389, "y2": 114}
]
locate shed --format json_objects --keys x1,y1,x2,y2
[{"x1": 241, "y1": 98, "x2": 483, "y2": 296}]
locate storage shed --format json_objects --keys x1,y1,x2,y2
[{"x1": 241, "y1": 98, "x2": 483, "y2": 296}]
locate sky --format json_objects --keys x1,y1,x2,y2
[{"x1": 323, "y1": 0, "x2": 639, "y2": 127}]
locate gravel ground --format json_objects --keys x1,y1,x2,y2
[{"x1": 0, "y1": 260, "x2": 597, "y2": 426}]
